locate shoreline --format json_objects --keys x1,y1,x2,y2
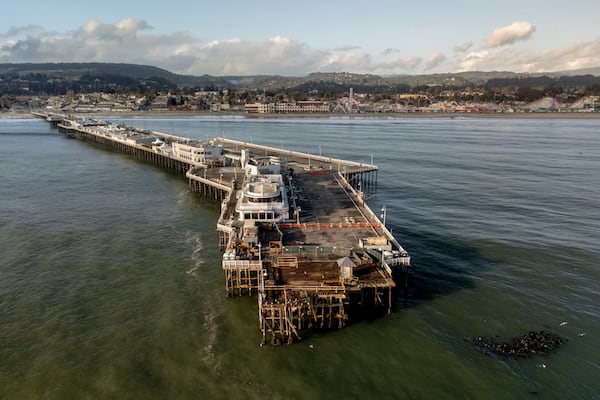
[{"x1": 3, "y1": 110, "x2": 600, "y2": 120}]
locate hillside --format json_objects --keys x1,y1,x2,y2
[{"x1": 1, "y1": 62, "x2": 599, "y2": 96}]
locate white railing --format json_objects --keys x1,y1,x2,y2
[{"x1": 222, "y1": 259, "x2": 262, "y2": 270}]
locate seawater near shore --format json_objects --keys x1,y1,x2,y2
[{"x1": 2, "y1": 115, "x2": 599, "y2": 399}]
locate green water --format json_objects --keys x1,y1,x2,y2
[{"x1": 1, "y1": 116, "x2": 598, "y2": 399}]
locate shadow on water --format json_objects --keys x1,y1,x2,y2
[{"x1": 393, "y1": 226, "x2": 496, "y2": 310}]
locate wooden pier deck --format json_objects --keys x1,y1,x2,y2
[{"x1": 34, "y1": 112, "x2": 411, "y2": 346}]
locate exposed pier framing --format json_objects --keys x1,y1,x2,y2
[{"x1": 188, "y1": 175, "x2": 230, "y2": 202}]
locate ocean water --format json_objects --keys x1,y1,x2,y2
[{"x1": 1, "y1": 115, "x2": 599, "y2": 399}]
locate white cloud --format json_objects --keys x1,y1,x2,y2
[
  {"x1": 457, "y1": 50, "x2": 490, "y2": 71},
  {"x1": 1, "y1": 18, "x2": 598, "y2": 76},
  {"x1": 533, "y1": 39, "x2": 600, "y2": 71},
  {"x1": 0, "y1": 18, "x2": 433, "y2": 75},
  {"x1": 457, "y1": 38, "x2": 600, "y2": 72},
  {"x1": 115, "y1": 18, "x2": 150, "y2": 36},
  {"x1": 319, "y1": 52, "x2": 373, "y2": 73},
  {"x1": 203, "y1": 38, "x2": 241, "y2": 49},
  {"x1": 486, "y1": 21, "x2": 536, "y2": 48},
  {"x1": 425, "y1": 52, "x2": 446, "y2": 70},
  {"x1": 79, "y1": 18, "x2": 151, "y2": 40},
  {"x1": 190, "y1": 36, "x2": 321, "y2": 75},
  {"x1": 0, "y1": 19, "x2": 198, "y2": 71}
]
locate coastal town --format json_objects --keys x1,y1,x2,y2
[
  {"x1": 3, "y1": 89, "x2": 599, "y2": 115},
  {"x1": 2, "y1": 63, "x2": 599, "y2": 115}
]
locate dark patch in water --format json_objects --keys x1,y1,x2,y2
[{"x1": 466, "y1": 330, "x2": 565, "y2": 358}]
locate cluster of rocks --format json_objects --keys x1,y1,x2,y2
[{"x1": 466, "y1": 331, "x2": 565, "y2": 358}]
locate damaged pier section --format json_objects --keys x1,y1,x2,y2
[
  {"x1": 35, "y1": 112, "x2": 411, "y2": 346},
  {"x1": 213, "y1": 141, "x2": 411, "y2": 346}
]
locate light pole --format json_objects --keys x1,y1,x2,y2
[
  {"x1": 358, "y1": 181, "x2": 363, "y2": 205},
  {"x1": 319, "y1": 145, "x2": 322, "y2": 157},
  {"x1": 258, "y1": 242, "x2": 262, "y2": 265},
  {"x1": 380, "y1": 205, "x2": 387, "y2": 227}
]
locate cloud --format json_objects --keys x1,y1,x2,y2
[
  {"x1": 453, "y1": 41, "x2": 473, "y2": 53},
  {"x1": 367, "y1": 56, "x2": 422, "y2": 72},
  {"x1": 425, "y1": 52, "x2": 446, "y2": 70},
  {"x1": 1, "y1": 24, "x2": 45, "y2": 39},
  {"x1": 543, "y1": 39, "x2": 600, "y2": 71},
  {"x1": 383, "y1": 48, "x2": 400, "y2": 57},
  {"x1": 0, "y1": 19, "x2": 198, "y2": 71},
  {"x1": 189, "y1": 36, "x2": 324, "y2": 75},
  {"x1": 2, "y1": 17, "x2": 596, "y2": 76},
  {"x1": 0, "y1": 18, "x2": 432, "y2": 75},
  {"x1": 400, "y1": 56, "x2": 423, "y2": 70},
  {"x1": 457, "y1": 38, "x2": 600, "y2": 72},
  {"x1": 79, "y1": 18, "x2": 152, "y2": 40},
  {"x1": 457, "y1": 50, "x2": 491, "y2": 71},
  {"x1": 486, "y1": 21, "x2": 536, "y2": 48},
  {"x1": 0, "y1": 36, "x2": 46, "y2": 61},
  {"x1": 332, "y1": 45, "x2": 361, "y2": 52},
  {"x1": 376, "y1": 49, "x2": 422, "y2": 71}
]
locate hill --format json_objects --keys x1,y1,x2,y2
[{"x1": 1, "y1": 62, "x2": 600, "y2": 96}]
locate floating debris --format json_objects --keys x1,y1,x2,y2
[
  {"x1": 466, "y1": 331, "x2": 565, "y2": 358},
  {"x1": 560, "y1": 321, "x2": 568, "y2": 326}
]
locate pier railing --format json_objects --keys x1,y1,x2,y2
[
  {"x1": 281, "y1": 245, "x2": 353, "y2": 257},
  {"x1": 218, "y1": 137, "x2": 378, "y2": 172}
]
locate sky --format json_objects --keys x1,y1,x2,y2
[{"x1": 1, "y1": 0, "x2": 599, "y2": 76}]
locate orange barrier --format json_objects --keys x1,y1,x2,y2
[{"x1": 277, "y1": 222, "x2": 381, "y2": 229}]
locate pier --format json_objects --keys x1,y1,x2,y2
[{"x1": 34, "y1": 112, "x2": 411, "y2": 345}]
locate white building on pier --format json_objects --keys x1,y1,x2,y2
[{"x1": 171, "y1": 140, "x2": 224, "y2": 166}]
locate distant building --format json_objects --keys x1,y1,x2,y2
[
  {"x1": 150, "y1": 95, "x2": 169, "y2": 110},
  {"x1": 244, "y1": 103, "x2": 273, "y2": 113},
  {"x1": 245, "y1": 101, "x2": 329, "y2": 113},
  {"x1": 294, "y1": 101, "x2": 329, "y2": 113}
]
